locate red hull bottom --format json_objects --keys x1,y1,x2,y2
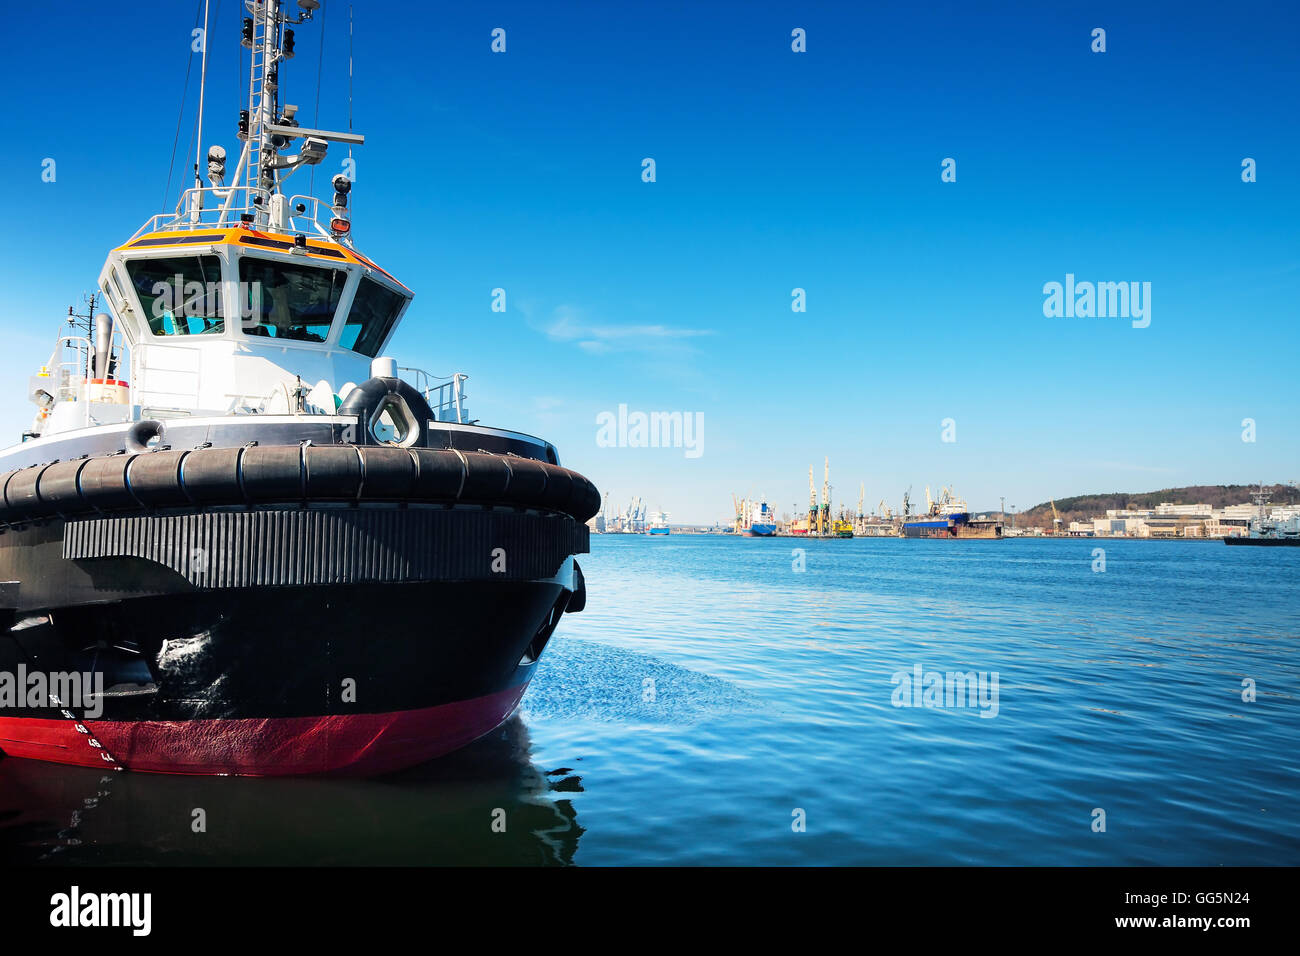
[{"x1": 0, "y1": 683, "x2": 529, "y2": 777}]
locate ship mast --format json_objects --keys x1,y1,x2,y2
[
  {"x1": 1252, "y1": 482, "x2": 1271, "y2": 530},
  {"x1": 232, "y1": 0, "x2": 362, "y2": 233},
  {"x1": 194, "y1": 0, "x2": 211, "y2": 195}
]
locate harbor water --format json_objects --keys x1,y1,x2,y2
[{"x1": 2, "y1": 535, "x2": 1298, "y2": 865}]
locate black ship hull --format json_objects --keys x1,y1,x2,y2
[
  {"x1": 0, "y1": 576, "x2": 570, "y2": 775},
  {"x1": 0, "y1": 399, "x2": 599, "y2": 776}
]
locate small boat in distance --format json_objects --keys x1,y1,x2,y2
[{"x1": 646, "y1": 511, "x2": 671, "y2": 535}]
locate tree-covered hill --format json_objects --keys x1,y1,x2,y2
[{"x1": 1009, "y1": 484, "x2": 1298, "y2": 529}]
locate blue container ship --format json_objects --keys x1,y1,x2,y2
[
  {"x1": 745, "y1": 500, "x2": 777, "y2": 537},
  {"x1": 645, "y1": 511, "x2": 671, "y2": 535}
]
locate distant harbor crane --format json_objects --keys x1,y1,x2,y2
[{"x1": 821, "y1": 457, "x2": 831, "y2": 536}]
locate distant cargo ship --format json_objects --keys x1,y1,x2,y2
[
  {"x1": 901, "y1": 487, "x2": 1002, "y2": 539},
  {"x1": 745, "y1": 501, "x2": 777, "y2": 537},
  {"x1": 646, "y1": 511, "x2": 671, "y2": 535}
]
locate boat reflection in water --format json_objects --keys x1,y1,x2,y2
[{"x1": 0, "y1": 717, "x2": 582, "y2": 866}]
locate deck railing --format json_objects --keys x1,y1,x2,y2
[
  {"x1": 399, "y1": 368, "x2": 470, "y2": 424},
  {"x1": 130, "y1": 185, "x2": 342, "y2": 242}
]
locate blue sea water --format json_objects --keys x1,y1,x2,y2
[{"x1": 2, "y1": 535, "x2": 1297, "y2": 865}]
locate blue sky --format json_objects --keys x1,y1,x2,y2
[{"x1": 1, "y1": 0, "x2": 1296, "y2": 523}]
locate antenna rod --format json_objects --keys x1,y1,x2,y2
[
  {"x1": 195, "y1": 0, "x2": 211, "y2": 190},
  {"x1": 349, "y1": 5, "x2": 354, "y2": 144}
]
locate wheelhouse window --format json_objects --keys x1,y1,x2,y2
[
  {"x1": 340, "y1": 278, "x2": 406, "y2": 357},
  {"x1": 126, "y1": 256, "x2": 224, "y2": 336},
  {"x1": 237, "y1": 257, "x2": 347, "y2": 343}
]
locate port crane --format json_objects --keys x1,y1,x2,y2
[
  {"x1": 1049, "y1": 499, "x2": 1062, "y2": 534},
  {"x1": 623, "y1": 496, "x2": 647, "y2": 533},
  {"x1": 821, "y1": 457, "x2": 831, "y2": 536},
  {"x1": 807, "y1": 466, "x2": 817, "y2": 535}
]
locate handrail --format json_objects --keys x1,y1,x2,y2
[
  {"x1": 128, "y1": 185, "x2": 340, "y2": 242},
  {"x1": 398, "y1": 367, "x2": 470, "y2": 424}
]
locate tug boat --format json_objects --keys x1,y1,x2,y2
[{"x1": 0, "y1": 1, "x2": 598, "y2": 775}]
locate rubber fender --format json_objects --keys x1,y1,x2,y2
[
  {"x1": 305, "y1": 445, "x2": 364, "y2": 499},
  {"x1": 460, "y1": 451, "x2": 512, "y2": 501},
  {"x1": 503, "y1": 456, "x2": 549, "y2": 500},
  {"x1": 410, "y1": 448, "x2": 466, "y2": 499},
  {"x1": 179, "y1": 447, "x2": 245, "y2": 503},
  {"x1": 3, "y1": 465, "x2": 49, "y2": 517},
  {"x1": 78, "y1": 456, "x2": 138, "y2": 510},
  {"x1": 0, "y1": 445, "x2": 602, "y2": 523},
  {"x1": 562, "y1": 470, "x2": 602, "y2": 523},
  {"x1": 538, "y1": 466, "x2": 573, "y2": 511},
  {"x1": 356, "y1": 446, "x2": 418, "y2": 499},
  {"x1": 241, "y1": 445, "x2": 305, "y2": 500},
  {"x1": 126, "y1": 450, "x2": 190, "y2": 506},
  {"x1": 34, "y1": 459, "x2": 89, "y2": 512}
]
